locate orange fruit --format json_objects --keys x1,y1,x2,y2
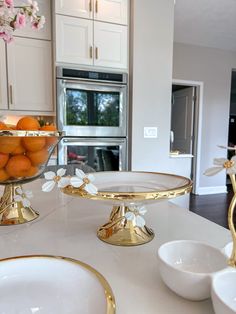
[
  {"x1": 24, "y1": 166, "x2": 39, "y2": 177},
  {"x1": 16, "y1": 117, "x2": 40, "y2": 130},
  {"x1": 22, "y1": 137, "x2": 46, "y2": 152},
  {"x1": 11, "y1": 142, "x2": 26, "y2": 155},
  {"x1": 40, "y1": 125, "x2": 58, "y2": 147},
  {"x1": 26, "y1": 148, "x2": 48, "y2": 166},
  {"x1": 0, "y1": 137, "x2": 21, "y2": 154},
  {"x1": 0, "y1": 121, "x2": 7, "y2": 130},
  {"x1": 0, "y1": 169, "x2": 10, "y2": 182},
  {"x1": 0, "y1": 153, "x2": 9, "y2": 168},
  {"x1": 6, "y1": 155, "x2": 31, "y2": 178}
]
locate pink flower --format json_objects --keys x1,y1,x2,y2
[
  {"x1": 0, "y1": 31, "x2": 13, "y2": 43},
  {"x1": 13, "y1": 12, "x2": 26, "y2": 29},
  {"x1": 31, "y1": 15, "x2": 45, "y2": 30},
  {"x1": 28, "y1": 0, "x2": 39, "y2": 14},
  {"x1": 3, "y1": 0, "x2": 14, "y2": 7}
]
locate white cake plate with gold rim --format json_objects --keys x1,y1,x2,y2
[
  {"x1": 0, "y1": 255, "x2": 115, "y2": 314},
  {"x1": 62, "y1": 171, "x2": 192, "y2": 246}
]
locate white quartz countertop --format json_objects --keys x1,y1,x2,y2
[{"x1": 0, "y1": 179, "x2": 231, "y2": 314}]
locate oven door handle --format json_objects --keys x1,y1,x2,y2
[
  {"x1": 60, "y1": 79, "x2": 126, "y2": 88},
  {"x1": 63, "y1": 138, "x2": 126, "y2": 145}
]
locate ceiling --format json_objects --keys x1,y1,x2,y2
[{"x1": 174, "y1": 0, "x2": 236, "y2": 52}]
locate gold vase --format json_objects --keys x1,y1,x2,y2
[{"x1": 228, "y1": 174, "x2": 236, "y2": 267}]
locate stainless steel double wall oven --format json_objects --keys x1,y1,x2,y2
[{"x1": 56, "y1": 67, "x2": 128, "y2": 172}]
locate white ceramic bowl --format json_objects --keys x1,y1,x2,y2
[
  {"x1": 157, "y1": 240, "x2": 228, "y2": 301},
  {"x1": 222, "y1": 242, "x2": 233, "y2": 259},
  {"x1": 212, "y1": 270, "x2": 236, "y2": 314}
]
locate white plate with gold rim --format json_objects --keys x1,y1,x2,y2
[{"x1": 0, "y1": 255, "x2": 115, "y2": 314}]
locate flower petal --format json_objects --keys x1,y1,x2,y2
[
  {"x1": 213, "y1": 158, "x2": 227, "y2": 166},
  {"x1": 57, "y1": 168, "x2": 66, "y2": 177},
  {"x1": 75, "y1": 169, "x2": 86, "y2": 179},
  {"x1": 42, "y1": 181, "x2": 55, "y2": 192},
  {"x1": 218, "y1": 145, "x2": 236, "y2": 151},
  {"x1": 125, "y1": 212, "x2": 135, "y2": 221},
  {"x1": 84, "y1": 183, "x2": 98, "y2": 195},
  {"x1": 138, "y1": 206, "x2": 147, "y2": 216},
  {"x1": 16, "y1": 187, "x2": 23, "y2": 195},
  {"x1": 87, "y1": 174, "x2": 95, "y2": 182},
  {"x1": 57, "y1": 177, "x2": 70, "y2": 188},
  {"x1": 227, "y1": 167, "x2": 236, "y2": 175},
  {"x1": 44, "y1": 171, "x2": 55, "y2": 180},
  {"x1": 135, "y1": 215, "x2": 146, "y2": 228},
  {"x1": 204, "y1": 167, "x2": 223, "y2": 176},
  {"x1": 70, "y1": 176, "x2": 83, "y2": 188},
  {"x1": 14, "y1": 195, "x2": 23, "y2": 202},
  {"x1": 231, "y1": 156, "x2": 236, "y2": 163},
  {"x1": 22, "y1": 198, "x2": 31, "y2": 208}
]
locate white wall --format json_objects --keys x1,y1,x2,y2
[
  {"x1": 130, "y1": 0, "x2": 175, "y2": 172},
  {"x1": 173, "y1": 42, "x2": 236, "y2": 194}
]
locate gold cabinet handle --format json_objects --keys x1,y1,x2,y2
[
  {"x1": 89, "y1": 0, "x2": 92, "y2": 12},
  {"x1": 95, "y1": 47, "x2": 98, "y2": 59},
  {"x1": 95, "y1": 0, "x2": 98, "y2": 13},
  {"x1": 89, "y1": 46, "x2": 93, "y2": 58},
  {"x1": 9, "y1": 85, "x2": 13, "y2": 105}
]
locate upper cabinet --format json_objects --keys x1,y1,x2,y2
[
  {"x1": 7, "y1": 37, "x2": 53, "y2": 112},
  {"x1": 56, "y1": 15, "x2": 127, "y2": 69},
  {"x1": 13, "y1": 0, "x2": 52, "y2": 40},
  {"x1": 0, "y1": 41, "x2": 8, "y2": 110},
  {"x1": 55, "y1": 0, "x2": 128, "y2": 25},
  {"x1": 56, "y1": 15, "x2": 93, "y2": 66},
  {"x1": 94, "y1": 0, "x2": 128, "y2": 25},
  {"x1": 55, "y1": 0, "x2": 93, "y2": 19}
]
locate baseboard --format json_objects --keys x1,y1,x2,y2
[{"x1": 195, "y1": 186, "x2": 227, "y2": 195}]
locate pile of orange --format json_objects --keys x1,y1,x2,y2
[{"x1": 0, "y1": 117, "x2": 58, "y2": 182}]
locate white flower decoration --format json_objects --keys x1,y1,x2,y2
[
  {"x1": 70, "y1": 169, "x2": 97, "y2": 195},
  {"x1": 42, "y1": 168, "x2": 70, "y2": 192},
  {"x1": 14, "y1": 187, "x2": 33, "y2": 208},
  {"x1": 124, "y1": 205, "x2": 147, "y2": 228},
  {"x1": 218, "y1": 145, "x2": 236, "y2": 151},
  {"x1": 204, "y1": 156, "x2": 236, "y2": 176}
]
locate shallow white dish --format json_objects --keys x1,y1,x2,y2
[
  {"x1": 0, "y1": 255, "x2": 115, "y2": 314},
  {"x1": 157, "y1": 240, "x2": 228, "y2": 301},
  {"x1": 212, "y1": 270, "x2": 236, "y2": 314}
]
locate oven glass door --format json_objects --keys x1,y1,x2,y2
[
  {"x1": 57, "y1": 80, "x2": 127, "y2": 137},
  {"x1": 58, "y1": 138, "x2": 127, "y2": 172}
]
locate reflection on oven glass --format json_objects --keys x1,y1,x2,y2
[
  {"x1": 66, "y1": 89, "x2": 120, "y2": 127},
  {"x1": 67, "y1": 146, "x2": 119, "y2": 172}
]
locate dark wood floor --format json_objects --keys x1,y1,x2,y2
[{"x1": 189, "y1": 185, "x2": 233, "y2": 229}]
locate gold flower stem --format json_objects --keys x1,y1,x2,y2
[{"x1": 228, "y1": 174, "x2": 236, "y2": 267}]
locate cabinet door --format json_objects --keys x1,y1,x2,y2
[
  {"x1": 55, "y1": 0, "x2": 93, "y2": 19},
  {"x1": 14, "y1": 0, "x2": 51, "y2": 40},
  {"x1": 94, "y1": 0, "x2": 128, "y2": 25},
  {"x1": 56, "y1": 15, "x2": 93, "y2": 65},
  {"x1": 94, "y1": 21, "x2": 128, "y2": 69},
  {"x1": 7, "y1": 37, "x2": 53, "y2": 112},
  {"x1": 0, "y1": 41, "x2": 8, "y2": 110}
]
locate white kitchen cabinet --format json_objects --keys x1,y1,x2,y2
[
  {"x1": 14, "y1": 0, "x2": 52, "y2": 40},
  {"x1": 94, "y1": 21, "x2": 127, "y2": 68},
  {"x1": 94, "y1": 0, "x2": 128, "y2": 25},
  {"x1": 55, "y1": 0, "x2": 93, "y2": 19},
  {"x1": 56, "y1": 16, "x2": 127, "y2": 69},
  {"x1": 7, "y1": 37, "x2": 53, "y2": 112},
  {"x1": 56, "y1": 15, "x2": 93, "y2": 66},
  {"x1": 0, "y1": 41, "x2": 8, "y2": 110}
]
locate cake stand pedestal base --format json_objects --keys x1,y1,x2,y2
[
  {"x1": 97, "y1": 205, "x2": 154, "y2": 246},
  {"x1": 0, "y1": 184, "x2": 39, "y2": 225}
]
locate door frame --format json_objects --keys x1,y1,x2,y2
[{"x1": 172, "y1": 79, "x2": 204, "y2": 194}]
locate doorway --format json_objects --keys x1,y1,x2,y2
[{"x1": 172, "y1": 79, "x2": 204, "y2": 195}]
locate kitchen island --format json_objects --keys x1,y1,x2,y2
[{"x1": 0, "y1": 179, "x2": 231, "y2": 314}]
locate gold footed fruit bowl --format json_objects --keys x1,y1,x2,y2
[
  {"x1": 0, "y1": 129, "x2": 63, "y2": 225},
  {"x1": 62, "y1": 171, "x2": 192, "y2": 246}
]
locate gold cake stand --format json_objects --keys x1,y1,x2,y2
[
  {"x1": 63, "y1": 171, "x2": 192, "y2": 246},
  {"x1": 0, "y1": 130, "x2": 63, "y2": 225}
]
